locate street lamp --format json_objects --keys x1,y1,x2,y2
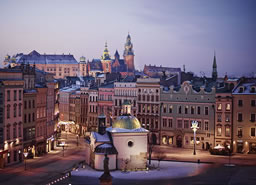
[
  {"x1": 76, "y1": 134, "x2": 79, "y2": 147},
  {"x1": 60, "y1": 142, "x2": 65, "y2": 157},
  {"x1": 24, "y1": 152, "x2": 28, "y2": 170},
  {"x1": 191, "y1": 121, "x2": 199, "y2": 155}
]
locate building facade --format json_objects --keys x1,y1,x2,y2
[
  {"x1": 160, "y1": 81, "x2": 215, "y2": 149},
  {"x1": 0, "y1": 69, "x2": 24, "y2": 167},
  {"x1": 232, "y1": 79, "x2": 256, "y2": 153},
  {"x1": 136, "y1": 78, "x2": 161, "y2": 145}
]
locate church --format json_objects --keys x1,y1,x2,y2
[{"x1": 85, "y1": 100, "x2": 148, "y2": 171}]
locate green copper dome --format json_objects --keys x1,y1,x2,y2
[{"x1": 112, "y1": 116, "x2": 141, "y2": 130}]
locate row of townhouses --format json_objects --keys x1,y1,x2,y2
[
  {"x1": 58, "y1": 75, "x2": 256, "y2": 155},
  {"x1": 0, "y1": 64, "x2": 59, "y2": 168}
]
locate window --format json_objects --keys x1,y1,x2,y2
[
  {"x1": 238, "y1": 127, "x2": 242, "y2": 138},
  {"x1": 19, "y1": 90, "x2": 22, "y2": 100},
  {"x1": 14, "y1": 90, "x2": 17, "y2": 101},
  {"x1": 204, "y1": 107, "x2": 209, "y2": 115},
  {"x1": 18, "y1": 104, "x2": 22, "y2": 116},
  {"x1": 28, "y1": 114, "x2": 31, "y2": 123},
  {"x1": 251, "y1": 87, "x2": 256, "y2": 93},
  {"x1": 217, "y1": 103, "x2": 222, "y2": 111},
  {"x1": 205, "y1": 121, "x2": 209, "y2": 131},
  {"x1": 238, "y1": 113, "x2": 243, "y2": 122},
  {"x1": 185, "y1": 106, "x2": 188, "y2": 114},
  {"x1": 162, "y1": 136, "x2": 167, "y2": 145},
  {"x1": 177, "y1": 120, "x2": 182, "y2": 128},
  {"x1": 156, "y1": 95, "x2": 159, "y2": 101},
  {"x1": 184, "y1": 120, "x2": 189, "y2": 129},
  {"x1": 7, "y1": 125, "x2": 10, "y2": 140},
  {"x1": 226, "y1": 103, "x2": 231, "y2": 111},
  {"x1": 29, "y1": 100, "x2": 31, "y2": 109},
  {"x1": 163, "y1": 105, "x2": 167, "y2": 113},
  {"x1": 33, "y1": 100, "x2": 35, "y2": 108},
  {"x1": 7, "y1": 90, "x2": 10, "y2": 101},
  {"x1": 168, "y1": 119, "x2": 172, "y2": 127},
  {"x1": 32, "y1": 113, "x2": 35, "y2": 122},
  {"x1": 13, "y1": 104, "x2": 17, "y2": 117},
  {"x1": 24, "y1": 101, "x2": 27, "y2": 109},
  {"x1": 198, "y1": 121, "x2": 201, "y2": 130},
  {"x1": 147, "y1": 95, "x2": 150, "y2": 101},
  {"x1": 250, "y1": 100, "x2": 256, "y2": 107},
  {"x1": 251, "y1": 114, "x2": 255, "y2": 122},
  {"x1": 191, "y1": 106, "x2": 195, "y2": 114},
  {"x1": 7, "y1": 104, "x2": 10, "y2": 119},
  {"x1": 238, "y1": 100, "x2": 243, "y2": 107},
  {"x1": 197, "y1": 106, "x2": 201, "y2": 115},
  {"x1": 24, "y1": 114, "x2": 27, "y2": 123},
  {"x1": 225, "y1": 125, "x2": 231, "y2": 137},
  {"x1": 169, "y1": 105, "x2": 173, "y2": 113},
  {"x1": 239, "y1": 87, "x2": 244, "y2": 93},
  {"x1": 217, "y1": 125, "x2": 222, "y2": 136},
  {"x1": 151, "y1": 95, "x2": 154, "y2": 102},
  {"x1": 18, "y1": 123, "x2": 22, "y2": 137},
  {"x1": 217, "y1": 114, "x2": 222, "y2": 122},
  {"x1": 251, "y1": 128, "x2": 256, "y2": 137},
  {"x1": 178, "y1": 106, "x2": 182, "y2": 114},
  {"x1": 163, "y1": 118, "x2": 167, "y2": 127},
  {"x1": 225, "y1": 114, "x2": 230, "y2": 122},
  {"x1": 168, "y1": 137, "x2": 173, "y2": 145},
  {"x1": 13, "y1": 124, "x2": 17, "y2": 138}
]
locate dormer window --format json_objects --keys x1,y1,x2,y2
[
  {"x1": 239, "y1": 87, "x2": 244, "y2": 93},
  {"x1": 251, "y1": 87, "x2": 255, "y2": 93}
]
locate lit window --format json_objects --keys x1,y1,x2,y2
[
  {"x1": 162, "y1": 136, "x2": 167, "y2": 145},
  {"x1": 226, "y1": 103, "x2": 231, "y2": 111},
  {"x1": 217, "y1": 103, "x2": 222, "y2": 111}
]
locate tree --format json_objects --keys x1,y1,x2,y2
[{"x1": 155, "y1": 152, "x2": 166, "y2": 170}]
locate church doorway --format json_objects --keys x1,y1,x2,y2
[
  {"x1": 151, "y1": 134, "x2": 157, "y2": 145},
  {"x1": 176, "y1": 135, "x2": 182, "y2": 148}
]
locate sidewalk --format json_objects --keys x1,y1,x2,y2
[
  {"x1": 0, "y1": 131, "x2": 86, "y2": 185},
  {"x1": 152, "y1": 145, "x2": 256, "y2": 165}
]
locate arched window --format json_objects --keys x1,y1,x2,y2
[
  {"x1": 7, "y1": 104, "x2": 10, "y2": 119},
  {"x1": 13, "y1": 104, "x2": 17, "y2": 117}
]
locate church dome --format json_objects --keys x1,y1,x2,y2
[{"x1": 112, "y1": 116, "x2": 141, "y2": 130}]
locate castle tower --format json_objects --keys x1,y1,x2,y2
[
  {"x1": 212, "y1": 52, "x2": 218, "y2": 81},
  {"x1": 101, "y1": 42, "x2": 112, "y2": 73},
  {"x1": 79, "y1": 56, "x2": 87, "y2": 76},
  {"x1": 123, "y1": 33, "x2": 135, "y2": 73}
]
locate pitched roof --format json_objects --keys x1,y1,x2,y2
[{"x1": 15, "y1": 50, "x2": 78, "y2": 64}]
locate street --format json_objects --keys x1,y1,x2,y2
[{"x1": 0, "y1": 132, "x2": 86, "y2": 185}]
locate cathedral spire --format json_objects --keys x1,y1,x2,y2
[
  {"x1": 124, "y1": 33, "x2": 134, "y2": 56},
  {"x1": 212, "y1": 52, "x2": 218, "y2": 81}
]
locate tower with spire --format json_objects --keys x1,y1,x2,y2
[
  {"x1": 123, "y1": 33, "x2": 135, "y2": 73},
  {"x1": 101, "y1": 42, "x2": 112, "y2": 73},
  {"x1": 212, "y1": 52, "x2": 218, "y2": 81}
]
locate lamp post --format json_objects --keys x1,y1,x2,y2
[
  {"x1": 76, "y1": 134, "x2": 79, "y2": 147},
  {"x1": 191, "y1": 121, "x2": 199, "y2": 155},
  {"x1": 24, "y1": 152, "x2": 28, "y2": 170},
  {"x1": 60, "y1": 142, "x2": 65, "y2": 157}
]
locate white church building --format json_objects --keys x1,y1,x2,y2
[{"x1": 85, "y1": 101, "x2": 148, "y2": 170}]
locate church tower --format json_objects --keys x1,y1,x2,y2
[
  {"x1": 212, "y1": 53, "x2": 218, "y2": 81},
  {"x1": 101, "y1": 42, "x2": 112, "y2": 73},
  {"x1": 123, "y1": 33, "x2": 135, "y2": 73}
]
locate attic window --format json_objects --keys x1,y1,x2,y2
[
  {"x1": 251, "y1": 87, "x2": 255, "y2": 93},
  {"x1": 238, "y1": 87, "x2": 244, "y2": 93}
]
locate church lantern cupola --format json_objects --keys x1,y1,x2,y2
[{"x1": 101, "y1": 42, "x2": 111, "y2": 60}]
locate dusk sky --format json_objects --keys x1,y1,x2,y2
[{"x1": 0, "y1": 0, "x2": 255, "y2": 77}]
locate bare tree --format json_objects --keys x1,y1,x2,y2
[{"x1": 155, "y1": 152, "x2": 166, "y2": 170}]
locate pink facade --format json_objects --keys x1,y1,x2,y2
[
  {"x1": 98, "y1": 84, "x2": 114, "y2": 126},
  {"x1": 35, "y1": 87, "x2": 47, "y2": 156},
  {"x1": 1, "y1": 79, "x2": 24, "y2": 167}
]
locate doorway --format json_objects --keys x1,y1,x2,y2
[{"x1": 176, "y1": 135, "x2": 182, "y2": 148}]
